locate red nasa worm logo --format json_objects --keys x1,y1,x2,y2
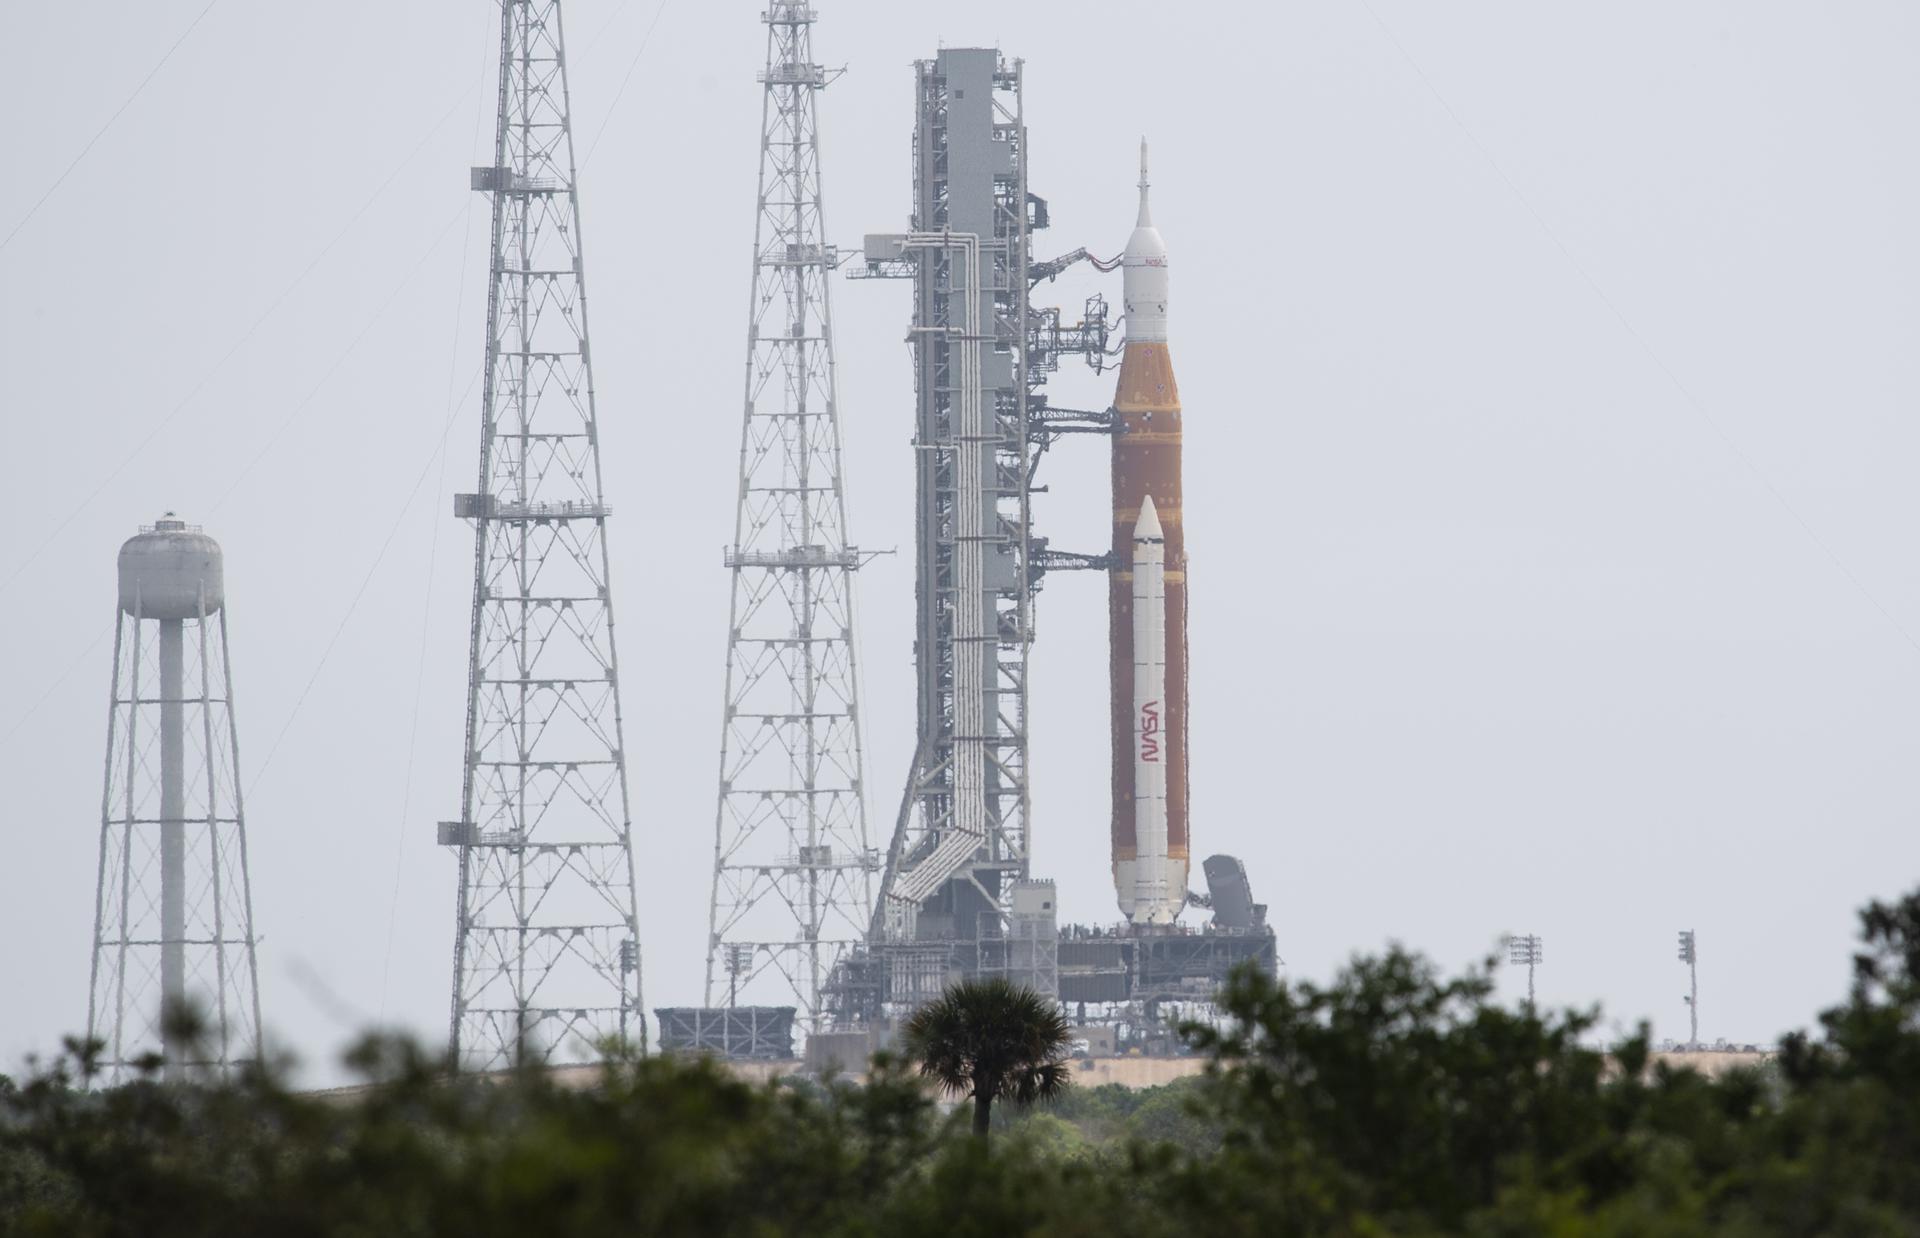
[{"x1": 1139, "y1": 701, "x2": 1161, "y2": 763}]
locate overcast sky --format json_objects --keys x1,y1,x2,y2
[{"x1": 3, "y1": 1, "x2": 1917, "y2": 1084}]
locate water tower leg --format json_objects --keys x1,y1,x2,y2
[{"x1": 159, "y1": 617, "x2": 186, "y2": 1077}]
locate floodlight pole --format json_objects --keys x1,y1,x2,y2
[
  {"x1": 1678, "y1": 929, "x2": 1698, "y2": 1047},
  {"x1": 1507, "y1": 933, "x2": 1543, "y2": 1012}
]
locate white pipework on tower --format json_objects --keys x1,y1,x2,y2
[{"x1": 1122, "y1": 138, "x2": 1169, "y2": 345}]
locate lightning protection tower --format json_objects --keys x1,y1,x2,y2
[
  {"x1": 442, "y1": 0, "x2": 643, "y2": 1070},
  {"x1": 704, "y1": 0, "x2": 876, "y2": 1038},
  {"x1": 88, "y1": 515, "x2": 262, "y2": 1083}
]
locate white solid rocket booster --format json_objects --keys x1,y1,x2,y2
[{"x1": 1131, "y1": 493, "x2": 1174, "y2": 924}]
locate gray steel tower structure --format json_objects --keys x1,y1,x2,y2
[
  {"x1": 850, "y1": 59, "x2": 1276, "y2": 1049},
  {"x1": 703, "y1": 0, "x2": 876, "y2": 1035},
  {"x1": 442, "y1": 0, "x2": 642, "y2": 1069},
  {"x1": 88, "y1": 515, "x2": 262, "y2": 1083},
  {"x1": 854, "y1": 50, "x2": 1111, "y2": 1013}
]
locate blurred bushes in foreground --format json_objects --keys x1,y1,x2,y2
[{"x1": 9, "y1": 888, "x2": 1920, "y2": 1236}]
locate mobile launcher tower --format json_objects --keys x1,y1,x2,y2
[
  {"x1": 839, "y1": 49, "x2": 1110, "y2": 1024},
  {"x1": 843, "y1": 53, "x2": 1276, "y2": 1053}
]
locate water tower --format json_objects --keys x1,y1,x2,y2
[{"x1": 86, "y1": 514, "x2": 261, "y2": 1081}]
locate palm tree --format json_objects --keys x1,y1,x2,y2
[{"x1": 900, "y1": 977, "x2": 1074, "y2": 1141}]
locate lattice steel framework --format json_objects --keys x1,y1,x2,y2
[
  {"x1": 443, "y1": 0, "x2": 642, "y2": 1070},
  {"x1": 841, "y1": 52, "x2": 1114, "y2": 1020},
  {"x1": 704, "y1": 0, "x2": 876, "y2": 1034},
  {"x1": 862, "y1": 51, "x2": 1039, "y2": 952}
]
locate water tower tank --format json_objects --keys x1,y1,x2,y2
[{"x1": 118, "y1": 514, "x2": 224, "y2": 619}]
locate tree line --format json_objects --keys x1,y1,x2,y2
[{"x1": 6, "y1": 887, "x2": 1920, "y2": 1235}]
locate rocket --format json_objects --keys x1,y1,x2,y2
[{"x1": 1110, "y1": 142, "x2": 1188, "y2": 926}]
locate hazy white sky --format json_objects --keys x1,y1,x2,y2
[{"x1": 3, "y1": 1, "x2": 1917, "y2": 1083}]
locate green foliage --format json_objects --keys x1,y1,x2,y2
[
  {"x1": 0, "y1": 1037, "x2": 948, "y2": 1238},
  {"x1": 996, "y1": 1077, "x2": 1220, "y2": 1155},
  {"x1": 1181, "y1": 946, "x2": 1626, "y2": 1228},
  {"x1": 9, "y1": 890, "x2": 1920, "y2": 1234},
  {"x1": 900, "y1": 977, "x2": 1073, "y2": 1139}
]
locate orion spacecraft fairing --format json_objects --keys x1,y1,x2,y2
[{"x1": 1110, "y1": 142, "x2": 1188, "y2": 925}]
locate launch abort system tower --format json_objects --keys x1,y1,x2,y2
[
  {"x1": 442, "y1": 0, "x2": 643, "y2": 1070},
  {"x1": 88, "y1": 515, "x2": 262, "y2": 1083},
  {"x1": 700, "y1": 0, "x2": 877, "y2": 1045}
]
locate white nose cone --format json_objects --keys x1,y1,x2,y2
[
  {"x1": 1123, "y1": 139, "x2": 1169, "y2": 344},
  {"x1": 1134, "y1": 491, "x2": 1164, "y2": 540}
]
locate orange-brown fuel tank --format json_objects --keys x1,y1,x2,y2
[{"x1": 1110, "y1": 339, "x2": 1188, "y2": 918}]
